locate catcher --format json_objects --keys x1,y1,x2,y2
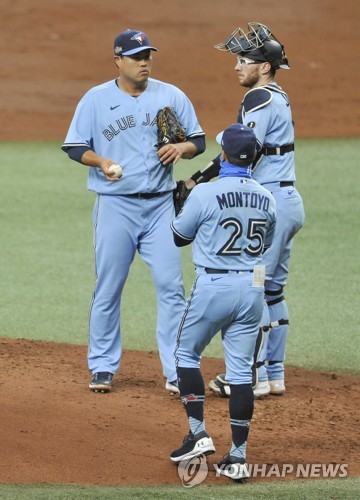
[{"x1": 174, "y1": 22, "x2": 305, "y2": 399}]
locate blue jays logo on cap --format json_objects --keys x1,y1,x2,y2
[
  {"x1": 130, "y1": 32, "x2": 147, "y2": 45},
  {"x1": 114, "y1": 29, "x2": 158, "y2": 56}
]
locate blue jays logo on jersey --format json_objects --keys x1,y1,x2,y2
[
  {"x1": 102, "y1": 112, "x2": 158, "y2": 141},
  {"x1": 131, "y1": 32, "x2": 146, "y2": 45}
]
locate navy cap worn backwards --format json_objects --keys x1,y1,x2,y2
[
  {"x1": 216, "y1": 123, "x2": 259, "y2": 165},
  {"x1": 114, "y1": 29, "x2": 158, "y2": 56}
]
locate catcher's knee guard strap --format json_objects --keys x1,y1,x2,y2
[
  {"x1": 266, "y1": 288, "x2": 285, "y2": 307},
  {"x1": 265, "y1": 287, "x2": 284, "y2": 296},
  {"x1": 267, "y1": 296, "x2": 285, "y2": 306}
]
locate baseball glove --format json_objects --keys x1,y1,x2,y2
[
  {"x1": 156, "y1": 106, "x2": 186, "y2": 149},
  {"x1": 173, "y1": 180, "x2": 192, "y2": 216}
]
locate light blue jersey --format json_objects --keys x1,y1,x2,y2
[
  {"x1": 172, "y1": 173, "x2": 276, "y2": 392},
  {"x1": 172, "y1": 176, "x2": 276, "y2": 272},
  {"x1": 239, "y1": 83, "x2": 295, "y2": 184},
  {"x1": 63, "y1": 78, "x2": 204, "y2": 195},
  {"x1": 62, "y1": 73, "x2": 205, "y2": 387}
]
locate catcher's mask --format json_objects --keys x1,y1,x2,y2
[{"x1": 214, "y1": 22, "x2": 290, "y2": 70}]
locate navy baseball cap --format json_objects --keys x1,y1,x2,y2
[
  {"x1": 114, "y1": 29, "x2": 158, "y2": 56},
  {"x1": 216, "y1": 123, "x2": 260, "y2": 164}
]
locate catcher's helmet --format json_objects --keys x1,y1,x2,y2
[{"x1": 215, "y1": 22, "x2": 290, "y2": 70}]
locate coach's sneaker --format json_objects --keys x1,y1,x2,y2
[
  {"x1": 165, "y1": 379, "x2": 180, "y2": 395},
  {"x1": 89, "y1": 372, "x2": 113, "y2": 393},
  {"x1": 208, "y1": 373, "x2": 230, "y2": 397},
  {"x1": 269, "y1": 379, "x2": 285, "y2": 395},
  {"x1": 214, "y1": 453, "x2": 249, "y2": 482},
  {"x1": 253, "y1": 380, "x2": 270, "y2": 399},
  {"x1": 170, "y1": 430, "x2": 215, "y2": 463}
]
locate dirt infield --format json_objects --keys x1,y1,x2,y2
[
  {"x1": 1, "y1": 339, "x2": 359, "y2": 485},
  {"x1": 1, "y1": 0, "x2": 359, "y2": 488}
]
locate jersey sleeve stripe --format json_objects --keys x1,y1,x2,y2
[
  {"x1": 170, "y1": 223, "x2": 194, "y2": 242},
  {"x1": 186, "y1": 132, "x2": 205, "y2": 138}
]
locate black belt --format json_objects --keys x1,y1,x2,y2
[
  {"x1": 280, "y1": 181, "x2": 294, "y2": 187},
  {"x1": 124, "y1": 191, "x2": 168, "y2": 199},
  {"x1": 262, "y1": 144, "x2": 294, "y2": 156},
  {"x1": 205, "y1": 268, "x2": 253, "y2": 274}
]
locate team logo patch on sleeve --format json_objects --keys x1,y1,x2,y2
[{"x1": 247, "y1": 121, "x2": 256, "y2": 128}]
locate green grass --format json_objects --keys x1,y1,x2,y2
[
  {"x1": 0, "y1": 138, "x2": 359, "y2": 498},
  {"x1": 1, "y1": 139, "x2": 358, "y2": 372},
  {"x1": 1, "y1": 477, "x2": 359, "y2": 499},
  {"x1": 0, "y1": 142, "x2": 94, "y2": 344},
  {"x1": 282, "y1": 139, "x2": 360, "y2": 372}
]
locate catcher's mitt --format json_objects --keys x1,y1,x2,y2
[
  {"x1": 156, "y1": 106, "x2": 186, "y2": 149},
  {"x1": 173, "y1": 180, "x2": 192, "y2": 216}
]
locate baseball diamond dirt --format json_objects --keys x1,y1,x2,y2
[
  {"x1": 1, "y1": 0, "x2": 359, "y2": 487},
  {"x1": 1, "y1": 339, "x2": 359, "y2": 485}
]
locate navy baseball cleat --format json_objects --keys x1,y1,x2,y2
[
  {"x1": 214, "y1": 453, "x2": 249, "y2": 482},
  {"x1": 89, "y1": 372, "x2": 113, "y2": 393},
  {"x1": 165, "y1": 379, "x2": 180, "y2": 394},
  {"x1": 170, "y1": 430, "x2": 215, "y2": 462}
]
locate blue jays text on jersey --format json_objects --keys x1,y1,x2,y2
[{"x1": 102, "y1": 112, "x2": 157, "y2": 141}]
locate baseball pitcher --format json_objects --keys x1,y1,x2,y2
[{"x1": 62, "y1": 29, "x2": 206, "y2": 394}]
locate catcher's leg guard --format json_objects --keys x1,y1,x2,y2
[
  {"x1": 251, "y1": 326, "x2": 267, "y2": 388},
  {"x1": 253, "y1": 302, "x2": 270, "y2": 382},
  {"x1": 256, "y1": 326, "x2": 270, "y2": 381},
  {"x1": 252, "y1": 302, "x2": 271, "y2": 398},
  {"x1": 266, "y1": 289, "x2": 289, "y2": 382},
  {"x1": 252, "y1": 326, "x2": 271, "y2": 399}
]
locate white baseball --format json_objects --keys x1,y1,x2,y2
[{"x1": 109, "y1": 164, "x2": 122, "y2": 178}]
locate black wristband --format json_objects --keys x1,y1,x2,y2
[
  {"x1": 191, "y1": 155, "x2": 221, "y2": 184},
  {"x1": 190, "y1": 170, "x2": 204, "y2": 184}
]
